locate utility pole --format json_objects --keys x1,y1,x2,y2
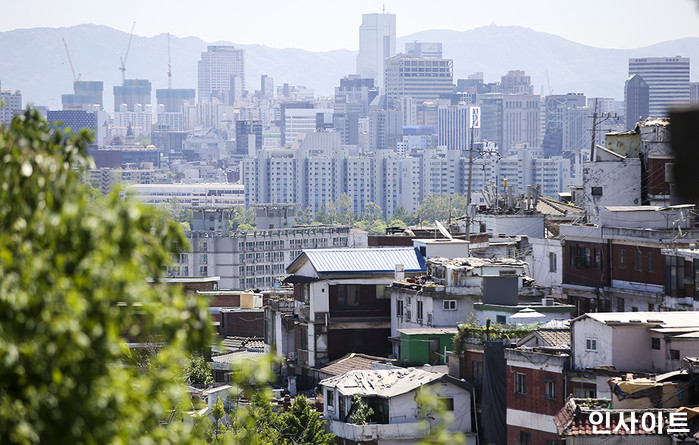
[
  {"x1": 589, "y1": 98, "x2": 598, "y2": 160},
  {"x1": 167, "y1": 32, "x2": 172, "y2": 89}
]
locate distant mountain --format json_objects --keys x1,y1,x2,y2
[{"x1": 1, "y1": 24, "x2": 697, "y2": 110}]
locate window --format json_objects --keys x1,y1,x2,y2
[
  {"x1": 670, "y1": 349, "x2": 680, "y2": 360},
  {"x1": 396, "y1": 300, "x2": 404, "y2": 317},
  {"x1": 417, "y1": 301, "x2": 424, "y2": 321},
  {"x1": 594, "y1": 248, "x2": 601, "y2": 269},
  {"x1": 666, "y1": 256, "x2": 685, "y2": 297},
  {"x1": 519, "y1": 431, "x2": 531, "y2": 445},
  {"x1": 635, "y1": 251, "x2": 643, "y2": 271},
  {"x1": 200, "y1": 253, "x2": 208, "y2": 264},
  {"x1": 545, "y1": 379, "x2": 556, "y2": 400},
  {"x1": 439, "y1": 397, "x2": 454, "y2": 411},
  {"x1": 574, "y1": 387, "x2": 595, "y2": 398},
  {"x1": 472, "y1": 360, "x2": 483, "y2": 385},
  {"x1": 652, "y1": 337, "x2": 661, "y2": 350},
  {"x1": 443, "y1": 300, "x2": 457, "y2": 310},
  {"x1": 648, "y1": 252, "x2": 655, "y2": 272},
  {"x1": 496, "y1": 315, "x2": 506, "y2": 324},
  {"x1": 617, "y1": 297, "x2": 625, "y2": 312},
  {"x1": 549, "y1": 252, "x2": 557, "y2": 272},
  {"x1": 586, "y1": 338, "x2": 597, "y2": 351},
  {"x1": 515, "y1": 373, "x2": 527, "y2": 395},
  {"x1": 337, "y1": 285, "x2": 360, "y2": 308},
  {"x1": 199, "y1": 265, "x2": 208, "y2": 277},
  {"x1": 619, "y1": 249, "x2": 626, "y2": 269},
  {"x1": 326, "y1": 389, "x2": 335, "y2": 408},
  {"x1": 591, "y1": 186, "x2": 603, "y2": 196}
]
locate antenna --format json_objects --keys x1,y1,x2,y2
[
  {"x1": 167, "y1": 32, "x2": 172, "y2": 89},
  {"x1": 62, "y1": 37, "x2": 80, "y2": 82},
  {"x1": 119, "y1": 21, "x2": 136, "y2": 86},
  {"x1": 435, "y1": 220, "x2": 453, "y2": 241}
]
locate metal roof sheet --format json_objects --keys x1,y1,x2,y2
[{"x1": 302, "y1": 247, "x2": 426, "y2": 274}]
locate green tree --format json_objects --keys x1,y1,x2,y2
[
  {"x1": 278, "y1": 396, "x2": 335, "y2": 444},
  {"x1": 362, "y1": 201, "x2": 383, "y2": 221},
  {"x1": 414, "y1": 194, "x2": 468, "y2": 223},
  {"x1": 0, "y1": 110, "x2": 212, "y2": 444},
  {"x1": 349, "y1": 396, "x2": 374, "y2": 425},
  {"x1": 336, "y1": 193, "x2": 354, "y2": 225},
  {"x1": 391, "y1": 205, "x2": 412, "y2": 225},
  {"x1": 229, "y1": 207, "x2": 256, "y2": 231},
  {"x1": 183, "y1": 354, "x2": 214, "y2": 386}
]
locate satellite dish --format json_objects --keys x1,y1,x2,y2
[{"x1": 435, "y1": 220, "x2": 453, "y2": 240}]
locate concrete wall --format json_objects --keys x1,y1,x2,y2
[
  {"x1": 582, "y1": 158, "x2": 641, "y2": 224},
  {"x1": 573, "y1": 317, "x2": 613, "y2": 370},
  {"x1": 529, "y1": 237, "x2": 563, "y2": 290}
]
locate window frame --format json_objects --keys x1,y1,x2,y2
[
  {"x1": 515, "y1": 372, "x2": 527, "y2": 395},
  {"x1": 586, "y1": 338, "x2": 597, "y2": 351}
]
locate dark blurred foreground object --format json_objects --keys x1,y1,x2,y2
[{"x1": 670, "y1": 107, "x2": 699, "y2": 202}]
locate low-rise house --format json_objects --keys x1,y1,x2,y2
[
  {"x1": 283, "y1": 247, "x2": 426, "y2": 387},
  {"x1": 320, "y1": 368, "x2": 477, "y2": 445},
  {"x1": 398, "y1": 328, "x2": 457, "y2": 365}
]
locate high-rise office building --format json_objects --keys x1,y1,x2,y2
[
  {"x1": 479, "y1": 92, "x2": 540, "y2": 154},
  {"x1": 356, "y1": 12, "x2": 396, "y2": 91},
  {"x1": 542, "y1": 93, "x2": 587, "y2": 156},
  {"x1": 113, "y1": 79, "x2": 151, "y2": 112},
  {"x1": 498, "y1": 70, "x2": 534, "y2": 95},
  {"x1": 198, "y1": 46, "x2": 246, "y2": 105},
  {"x1": 235, "y1": 120, "x2": 262, "y2": 156},
  {"x1": 628, "y1": 57, "x2": 690, "y2": 117},
  {"x1": 405, "y1": 41, "x2": 442, "y2": 59},
  {"x1": 260, "y1": 75, "x2": 274, "y2": 99},
  {"x1": 624, "y1": 74, "x2": 650, "y2": 130},
  {"x1": 384, "y1": 54, "x2": 454, "y2": 109},
  {"x1": 437, "y1": 104, "x2": 469, "y2": 151},
  {"x1": 689, "y1": 82, "x2": 699, "y2": 105}
]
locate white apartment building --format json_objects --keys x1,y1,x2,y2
[
  {"x1": 0, "y1": 87, "x2": 22, "y2": 125},
  {"x1": 283, "y1": 108, "x2": 332, "y2": 146},
  {"x1": 126, "y1": 183, "x2": 245, "y2": 207}
]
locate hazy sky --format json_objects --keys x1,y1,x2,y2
[{"x1": 5, "y1": 0, "x2": 699, "y2": 51}]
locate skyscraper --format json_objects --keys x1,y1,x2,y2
[
  {"x1": 198, "y1": 46, "x2": 246, "y2": 105},
  {"x1": 383, "y1": 54, "x2": 454, "y2": 109},
  {"x1": 624, "y1": 74, "x2": 650, "y2": 130},
  {"x1": 356, "y1": 12, "x2": 396, "y2": 92},
  {"x1": 0, "y1": 83, "x2": 22, "y2": 125},
  {"x1": 628, "y1": 57, "x2": 689, "y2": 118}
]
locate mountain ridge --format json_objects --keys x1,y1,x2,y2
[{"x1": 1, "y1": 24, "x2": 697, "y2": 110}]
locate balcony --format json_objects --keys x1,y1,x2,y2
[{"x1": 326, "y1": 420, "x2": 422, "y2": 442}]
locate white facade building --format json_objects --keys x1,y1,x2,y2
[
  {"x1": 629, "y1": 57, "x2": 690, "y2": 118},
  {"x1": 356, "y1": 13, "x2": 396, "y2": 91}
]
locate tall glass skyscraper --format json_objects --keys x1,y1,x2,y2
[{"x1": 356, "y1": 13, "x2": 396, "y2": 92}]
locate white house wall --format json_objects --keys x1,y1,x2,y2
[{"x1": 573, "y1": 317, "x2": 613, "y2": 370}]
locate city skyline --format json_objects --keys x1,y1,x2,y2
[{"x1": 3, "y1": 0, "x2": 699, "y2": 52}]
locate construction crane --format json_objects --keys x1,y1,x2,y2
[
  {"x1": 167, "y1": 32, "x2": 172, "y2": 89},
  {"x1": 119, "y1": 21, "x2": 136, "y2": 86},
  {"x1": 62, "y1": 37, "x2": 81, "y2": 82}
]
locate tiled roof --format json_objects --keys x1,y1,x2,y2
[
  {"x1": 220, "y1": 336, "x2": 266, "y2": 351},
  {"x1": 297, "y1": 247, "x2": 426, "y2": 274},
  {"x1": 316, "y1": 353, "x2": 391, "y2": 377},
  {"x1": 536, "y1": 328, "x2": 571, "y2": 348}
]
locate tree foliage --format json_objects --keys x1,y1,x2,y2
[
  {"x1": 415, "y1": 194, "x2": 468, "y2": 224},
  {"x1": 415, "y1": 387, "x2": 466, "y2": 445},
  {"x1": 349, "y1": 396, "x2": 374, "y2": 425},
  {"x1": 0, "y1": 110, "x2": 212, "y2": 444},
  {"x1": 184, "y1": 355, "x2": 214, "y2": 386}
]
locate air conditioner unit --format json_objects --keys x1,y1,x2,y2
[{"x1": 405, "y1": 310, "x2": 412, "y2": 321}]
